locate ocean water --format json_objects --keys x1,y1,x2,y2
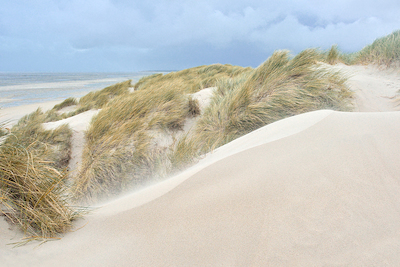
[{"x1": 0, "y1": 72, "x2": 158, "y2": 108}]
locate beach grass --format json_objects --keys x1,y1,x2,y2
[
  {"x1": 183, "y1": 49, "x2": 352, "y2": 154},
  {"x1": 355, "y1": 30, "x2": 400, "y2": 66},
  {"x1": 0, "y1": 113, "x2": 81, "y2": 244},
  {"x1": 10, "y1": 109, "x2": 73, "y2": 170},
  {"x1": 38, "y1": 80, "x2": 134, "y2": 124},
  {"x1": 52, "y1": 97, "x2": 78, "y2": 111},
  {"x1": 78, "y1": 80, "x2": 132, "y2": 110},
  {"x1": 71, "y1": 50, "x2": 353, "y2": 201},
  {"x1": 72, "y1": 64, "x2": 252, "y2": 201}
]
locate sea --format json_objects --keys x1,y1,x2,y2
[{"x1": 0, "y1": 72, "x2": 160, "y2": 108}]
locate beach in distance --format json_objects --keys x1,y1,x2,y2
[
  {"x1": 0, "y1": 72, "x2": 159, "y2": 108},
  {"x1": 0, "y1": 71, "x2": 162, "y2": 126}
]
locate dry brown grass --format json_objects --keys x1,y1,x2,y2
[
  {"x1": 355, "y1": 30, "x2": 400, "y2": 67},
  {"x1": 73, "y1": 64, "x2": 252, "y2": 201},
  {"x1": 71, "y1": 53, "x2": 353, "y2": 202},
  {"x1": 183, "y1": 49, "x2": 352, "y2": 154},
  {"x1": 1, "y1": 110, "x2": 82, "y2": 245}
]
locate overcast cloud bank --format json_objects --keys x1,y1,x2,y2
[{"x1": 1, "y1": 0, "x2": 400, "y2": 71}]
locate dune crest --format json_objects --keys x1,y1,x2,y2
[{"x1": 3, "y1": 110, "x2": 400, "y2": 266}]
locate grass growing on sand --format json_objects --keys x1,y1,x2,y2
[
  {"x1": 183, "y1": 49, "x2": 352, "y2": 154},
  {"x1": 0, "y1": 111, "x2": 81, "y2": 244},
  {"x1": 78, "y1": 80, "x2": 132, "y2": 110},
  {"x1": 355, "y1": 30, "x2": 400, "y2": 66},
  {"x1": 72, "y1": 50, "x2": 353, "y2": 201},
  {"x1": 0, "y1": 80, "x2": 135, "y2": 239},
  {"x1": 320, "y1": 45, "x2": 357, "y2": 65},
  {"x1": 10, "y1": 109, "x2": 73, "y2": 170},
  {"x1": 52, "y1": 97, "x2": 78, "y2": 111},
  {"x1": 73, "y1": 64, "x2": 251, "y2": 201},
  {"x1": 39, "y1": 80, "x2": 134, "y2": 124},
  {"x1": 319, "y1": 30, "x2": 400, "y2": 67}
]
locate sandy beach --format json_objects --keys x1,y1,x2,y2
[{"x1": 1, "y1": 64, "x2": 400, "y2": 266}]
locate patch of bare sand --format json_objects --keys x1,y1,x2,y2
[
  {"x1": 42, "y1": 109, "x2": 100, "y2": 178},
  {"x1": 1, "y1": 100, "x2": 63, "y2": 127},
  {"x1": 332, "y1": 64, "x2": 400, "y2": 111}
]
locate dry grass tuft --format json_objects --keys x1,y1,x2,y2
[
  {"x1": 52, "y1": 97, "x2": 77, "y2": 111},
  {"x1": 10, "y1": 109, "x2": 72, "y2": 170},
  {"x1": 78, "y1": 80, "x2": 132, "y2": 110},
  {"x1": 355, "y1": 30, "x2": 400, "y2": 67},
  {"x1": 188, "y1": 96, "x2": 201, "y2": 117},
  {"x1": 71, "y1": 51, "x2": 353, "y2": 201},
  {"x1": 1, "y1": 113, "x2": 81, "y2": 244},
  {"x1": 327, "y1": 45, "x2": 340, "y2": 65},
  {"x1": 185, "y1": 49, "x2": 353, "y2": 154},
  {"x1": 73, "y1": 64, "x2": 252, "y2": 201}
]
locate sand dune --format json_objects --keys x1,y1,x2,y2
[
  {"x1": 1, "y1": 65, "x2": 400, "y2": 266},
  {"x1": 334, "y1": 64, "x2": 400, "y2": 111}
]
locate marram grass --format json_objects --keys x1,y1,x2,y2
[
  {"x1": 186, "y1": 49, "x2": 352, "y2": 154},
  {"x1": 0, "y1": 124, "x2": 81, "y2": 245},
  {"x1": 71, "y1": 64, "x2": 253, "y2": 201},
  {"x1": 355, "y1": 30, "x2": 400, "y2": 66},
  {"x1": 72, "y1": 49, "x2": 354, "y2": 201}
]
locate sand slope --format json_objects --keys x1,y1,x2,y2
[
  {"x1": 334, "y1": 64, "x2": 400, "y2": 111},
  {"x1": 1, "y1": 65, "x2": 400, "y2": 266}
]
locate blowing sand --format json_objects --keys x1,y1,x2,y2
[{"x1": 1, "y1": 64, "x2": 400, "y2": 266}]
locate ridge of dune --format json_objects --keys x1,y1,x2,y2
[
  {"x1": 2, "y1": 110, "x2": 400, "y2": 266},
  {"x1": 97, "y1": 109, "x2": 334, "y2": 215}
]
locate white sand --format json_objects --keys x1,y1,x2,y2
[
  {"x1": 1, "y1": 100, "x2": 63, "y2": 127},
  {"x1": 332, "y1": 64, "x2": 400, "y2": 111},
  {"x1": 1, "y1": 64, "x2": 400, "y2": 266},
  {"x1": 191, "y1": 86, "x2": 216, "y2": 113},
  {"x1": 43, "y1": 109, "x2": 100, "y2": 178}
]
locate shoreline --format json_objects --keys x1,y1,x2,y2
[
  {"x1": 1, "y1": 100, "x2": 63, "y2": 127},
  {"x1": 0, "y1": 72, "x2": 152, "y2": 109}
]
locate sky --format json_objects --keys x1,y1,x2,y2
[{"x1": 1, "y1": 0, "x2": 400, "y2": 72}]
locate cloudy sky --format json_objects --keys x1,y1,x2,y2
[{"x1": 1, "y1": 0, "x2": 400, "y2": 72}]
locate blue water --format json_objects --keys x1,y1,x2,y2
[{"x1": 0, "y1": 72, "x2": 158, "y2": 108}]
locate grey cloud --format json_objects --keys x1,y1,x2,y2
[{"x1": 1, "y1": 0, "x2": 400, "y2": 71}]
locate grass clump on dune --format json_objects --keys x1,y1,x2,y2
[
  {"x1": 0, "y1": 143, "x2": 81, "y2": 244},
  {"x1": 73, "y1": 51, "x2": 353, "y2": 201},
  {"x1": 73, "y1": 84, "x2": 201, "y2": 200},
  {"x1": 73, "y1": 64, "x2": 252, "y2": 201},
  {"x1": 186, "y1": 49, "x2": 353, "y2": 153},
  {"x1": 52, "y1": 97, "x2": 78, "y2": 111},
  {"x1": 311, "y1": 30, "x2": 400, "y2": 67},
  {"x1": 10, "y1": 109, "x2": 73, "y2": 170},
  {"x1": 78, "y1": 80, "x2": 132, "y2": 110},
  {"x1": 321, "y1": 45, "x2": 357, "y2": 65},
  {"x1": 0, "y1": 112, "x2": 81, "y2": 244},
  {"x1": 40, "y1": 80, "x2": 133, "y2": 124},
  {"x1": 355, "y1": 30, "x2": 400, "y2": 67},
  {"x1": 134, "y1": 64, "x2": 253, "y2": 93}
]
